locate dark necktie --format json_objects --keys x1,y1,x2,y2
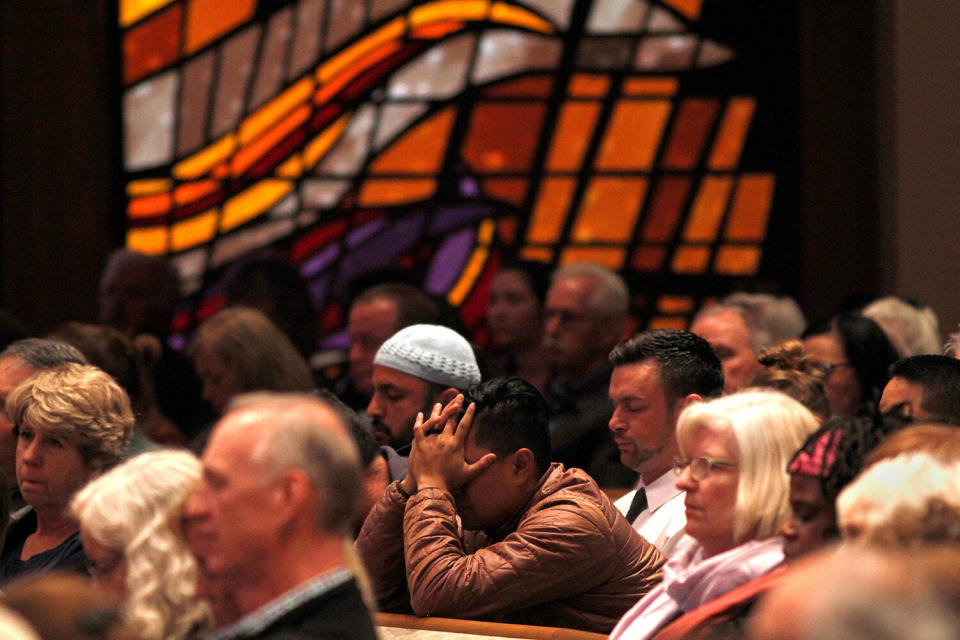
[{"x1": 625, "y1": 487, "x2": 648, "y2": 523}]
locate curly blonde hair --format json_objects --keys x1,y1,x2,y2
[
  {"x1": 70, "y1": 450, "x2": 211, "y2": 640},
  {"x1": 5, "y1": 363, "x2": 133, "y2": 470}
]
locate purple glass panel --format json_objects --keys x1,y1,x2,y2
[
  {"x1": 424, "y1": 227, "x2": 475, "y2": 294},
  {"x1": 334, "y1": 213, "x2": 425, "y2": 295},
  {"x1": 347, "y1": 217, "x2": 389, "y2": 247},
  {"x1": 301, "y1": 243, "x2": 341, "y2": 278}
]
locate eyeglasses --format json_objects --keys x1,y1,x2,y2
[
  {"x1": 673, "y1": 455, "x2": 738, "y2": 481},
  {"x1": 812, "y1": 361, "x2": 854, "y2": 377}
]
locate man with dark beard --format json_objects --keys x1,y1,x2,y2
[
  {"x1": 607, "y1": 330, "x2": 723, "y2": 557},
  {"x1": 366, "y1": 324, "x2": 480, "y2": 453}
]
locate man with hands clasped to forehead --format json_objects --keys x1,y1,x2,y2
[{"x1": 357, "y1": 378, "x2": 665, "y2": 634}]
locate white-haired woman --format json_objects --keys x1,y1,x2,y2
[
  {"x1": 609, "y1": 390, "x2": 819, "y2": 640},
  {"x1": 70, "y1": 450, "x2": 211, "y2": 640}
]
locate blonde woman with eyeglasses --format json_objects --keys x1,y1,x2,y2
[{"x1": 609, "y1": 389, "x2": 818, "y2": 640}]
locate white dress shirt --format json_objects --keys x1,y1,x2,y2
[{"x1": 614, "y1": 470, "x2": 687, "y2": 557}]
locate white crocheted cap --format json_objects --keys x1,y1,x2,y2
[{"x1": 373, "y1": 324, "x2": 481, "y2": 389}]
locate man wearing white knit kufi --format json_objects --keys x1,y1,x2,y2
[{"x1": 366, "y1": 324, "x2": 481, "y2": 453}]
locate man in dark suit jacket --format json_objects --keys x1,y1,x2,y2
[{"x1": 186, "y1": 392, "x2": 377, "y2": 640}]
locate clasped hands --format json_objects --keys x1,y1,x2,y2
[{"x1": 398, "y1": 394, "x2": 497, "y2": 495}]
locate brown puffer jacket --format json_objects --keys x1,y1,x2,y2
[{"x1": 356, "y1": 463, "x2": 665, "y2": 633}]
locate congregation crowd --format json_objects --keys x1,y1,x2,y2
[{"x1": 0, "y1": 248, "x2": 957, "y2": 640}]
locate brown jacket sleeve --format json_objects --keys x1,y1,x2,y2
[
  {"x1": 402, "y1": 487, "x2": 662, "y2": 620},
  {"x1": 355, "y1": 481, "x2": 412, "y2": 612}
]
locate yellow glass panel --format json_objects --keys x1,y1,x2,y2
[
  {"x1": 623, "y1": 77, "x2": 678, "y2": 96},
  {"x1": 683, "y1": 176, "x2": 734, "y2": 242},
  {"x1": 120, "y1": 0, "x2": 176, "y2": 27},
  {"x1": 448, "y1": 219, "x2": 495, "y2": 305},
  {"x1": 650, "y1": 316, "x2": 688, "y2": 330},
  {"x1": 572, "y1": 177, "x2": 647, "y2": 242},
  {"x1": 126, "y1": 179, "x2": 172, "y2": 197},
  {"x1": 663, "y1": 0, "x2": 703, "y2": 20},
  {"x1": 725, "y1": 174, "x2": 775, "y2": 241},
  {"x1": 184, "y1": 0, "x2": 256, "y2": 55},
  {"x1": 527, "y1": 177, "x2": 576, "y2": 244},
  {"x1": 658, "y1": 295, "x2": 694, "y2": 314},
  {"x1": 409, "y1": 1, "x2": 490, "y2": 28},
  {"x1": 276, "y1": 154, "x2": 305, "y2": 179},
  {"x1": 708, "y1": 98, "x2": 755, "y2": 170},
  {"x1": 672, "y1": 246, "x2": 710, "y2": 273},
  {"x1": 546, "y1": 102, "x2": 602, "y2": 172},
  {"x1": 569, "y1": 74, "x2": 610, "y2": 97},
  {"x1": 632, "y1": 245, "x2": 666, "y2": 272},
  {"x1": 559, "y1": 247, "x2": 625, "y2": 269},
  {"x1": 370, "y1": 108, "x2": 455, "y2": 174},
  {"x1": 715, "y1": 246, "x2": 761, "y2": 275},
  {"x1": 595, "y1": 100, "x2": 671, "y2": 171},
  {"x1": 520, "y1": 246, "x2": 553, "y2": 262},
  {"x1": 359, "y1": 179, "x2": 436, "y2": 206},
  {"x1": 173, "y1": 134, "x2": 237, "y2": 180},
  {"x1": 303, "y1": 116, "x2": 351, "y2": 168},
  {"x1": 171, "y1": 210, "x2": 218, "y2": 252},
  {"x1": 220, "y1": 180, "x2": 294, "y2": 231},
  {"x1": 239, "y1": 78, "x2": 314, "y2": 146},
  {"x1": 127, "y1": 227, "x2": 168, "y2": 254},
  {"x1": 490, "y1": 1, "x2": 554, "y2": 33}
]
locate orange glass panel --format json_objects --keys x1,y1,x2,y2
[
  {"x1": 658, "y1": 295, "x2": 694, "y2": 313},
  {"x1": 521, "y1": 246, "x2": 554, "y2": 262},
  {"x1": 127, "y1": 179, "x2": 172, "y2": 197},
  {"x1": 672, "y1": 246, "x2": 711, "y2": 273},
  {"x1": 715, "y1": 246, "x2": 761, "y2": 275},
  {"x1": 650, "y1": 316, "x2": 688, "y2": 330},
  {"x1": 569, "y1": 74, "x2": 610, "y2": 97},
  {"x1": 595, "y1": 100, "x2": 671, "y2": 171},
  {"x1": 572, "y1": 177, "x2": 647, "y2": 242},
  {"x1": 623, "y1": 77, "x2": 678, "y2": 96},
  {"x1": 171, "y1": 210, "x2": 218, "y2": 251},
  {"x1": 708, "y1": 98, "x2": 755, "y2": 170},
  {"x1": 663, "y1": 0, "x2": 703, "y2": 20},
  {"x1": 662, "y1": 98, "x2": 720, "y2": 170},
  {"x1": 463, "y1": 103, "x2": 546, "y2": 173},
  {"x1": 127, "y1": 227, "x2": 168, "y2": 254},
  {"x1": 123, "y1": 5, "x2": 182, "y2": 85},
  {"x1": 724, "y1": 174, "x2": 775, "y2": 241},
  {"x1": 231, "y1": 104, "x2": 311, "y2": 177},
  {"x1": 128, "y1": 192, "x2": 172, "y2": 218},
  {"x1": 359, "y1": 178, "x2": 436, "y2": 206},
  {"x1": 526, "y1": 177, "x2": 576, "y2": 244},
  {"x1": 483, "y1": 75, "x2": 554, "y2": 97},
  {"x1": 632, "y1": 245, "x2": 666, "y2": 271},
  {"x1": 240, "y1": 77, "x2": 314, "y2": 146},
  {"x1": 559, "y1": 247, "x2": 626, "y2": 269},
  {"x1": 185, "y1": 0, "x2": 257, "y2": 55},
  {"x1": 370, "y1": 108, "x2": 455, "y2": 174},
  {"x1": 483, "y1": 178, "x2": 528, "y2": 207},
  {"x1": 683, "y1": 176, "x2": 734, "y2": 242},
  {"x1": 546, "y1": 102, "x2": 602, "y2": 172},
  {"x1": 643, "y1": 176, "x2": 691, "y2": 241},
  {"x1": 173, "y1": 180, "x2": 219, "y2": 205}
]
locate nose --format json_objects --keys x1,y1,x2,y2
[
  {"x1": 544, "y1": 312, "x2": 560, "y2": 337},
  {"x1": 675, "y1": 465, "x2": 696, "y2": 492},
  {"x1": 183, "y1": 490, "x2": 206, "y2": 522},
  {"x1": 21, "y1": 439, "x2": 42, "y2": 466},
  {"x1": 366, "y1": 393, "x2": 383, "y2": 419},
  {"x1": 608, "y1": 407, "x2": 625, "y2": 433}
]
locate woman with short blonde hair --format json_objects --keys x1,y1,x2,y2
[{"x1": 71, "y1": 450, "x2": 211, "y2": 640}]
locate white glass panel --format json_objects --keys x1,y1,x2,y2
[
  {"x1": 212, "y1": 26, "x2": 261, "y2": 137},
  {"x1": 314, "y1": 103, "x2": 376, "y2": 176},
  {"x1": 124, "y1": 70, "x2": 178, "y2": 171},
  {"x1": 289, "y1": 0, "x2": 325, "y2": 79},
  {"x1": 268, "y1": 192, "x2": 299, "y2": 219},
  {"x1": 301, "y1": 178, "x2": 352, "y2": 208},
  {"x1": 634, "y1": 35, "x2": 697, "y2": 71},
  {"x1": 472, "y1": 31, "x2": 562, "y2": 86},
  {"x1": 387, "y1": 34, "x2": 475, "y2": 99},
  {"x1": 251, "y1": 7, "x2": 293, "y2": 109},
  {"x1": 516, "y1": 0, "x2": 575, "y2": 29},
  {"x1": 586, "y1": 0, "x2": 648, "y2": 33},
  {"x1": 369, "y1": 0, "x2": 409, "y2": 21},
  {"x1": 177, "y1": 51, "x2": 215, "y2": 156},
  {"x1": 326, "y1": 0, "x2": 365, "y2": 52},
  {"x1": 374, "y1": 102, "x2": 428, "y2": 150},
  {"x1": 648, "y1": 7, "x2": 684, "y2": 32},
  {"x1": 172, "y1": 248, "x2": 207, "y2": 295},
  {"x1": 212, "y1": 219, "x2": 296, "y2": 267},
  {"x1": 697, "y1": 40, "x2": 735, "y2": 68}
]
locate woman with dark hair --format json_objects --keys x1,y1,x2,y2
[
  {"x1": 484, "y1": 259, "x2": 553, "y2": 394},
  {"x1": 801, "y1": 312, "x2": 899, "y2": 416}
]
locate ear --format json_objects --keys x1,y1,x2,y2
[
  {"x1": 273, "y1": 468, "x2": 314, "y2": 525},
  {"x1": 510, "y1": 448, "x2": 538, "y2": 485},
  {"x1": 435, "y1": 387, "x2": 460, "y2": 405}
]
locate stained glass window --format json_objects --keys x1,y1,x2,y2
[{"x1": 119, "y1": 0, "x2": 789, "y2": 339}]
